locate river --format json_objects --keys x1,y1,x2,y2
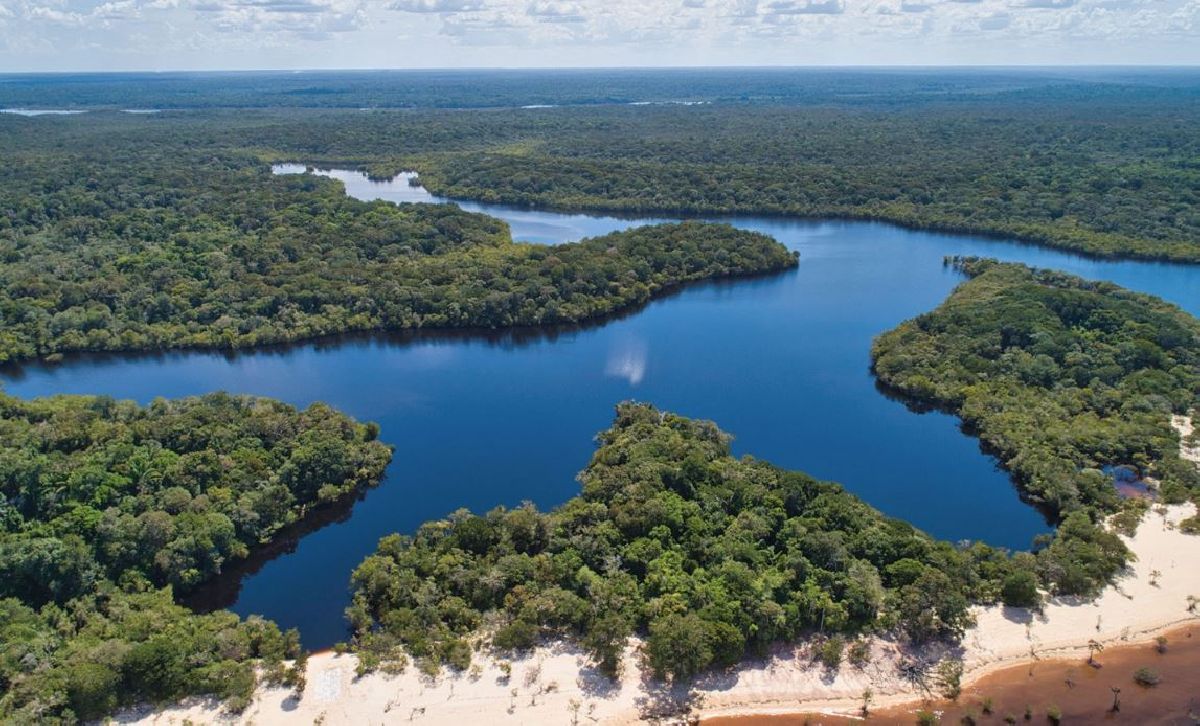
[{"x1": 2, "y1": 165, "x2": 1196, "y2": 649}]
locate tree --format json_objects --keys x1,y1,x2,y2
[
  {"x1": 1000, "y1": 570, "x2": 1041, "y2": 609},
  {"x1": 644, "y1": 614, "x2": 714, "y2": 681}
]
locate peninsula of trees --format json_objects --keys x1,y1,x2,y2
[
  {"x1": 0, "y1": 120, "x2": 796, "y2": 365},
  {"x1": 873, "y1": 259, "x2": 1200, "y2": 588},
  {"x1": 347, "y1": 403, "x2": 1039, "y2": 682},
  {"x1": 346, "y1": 264, "x2": 1200, "y2": 683},
  {"x1": 0, "y1": 392, "x2": 391, "y2": 722}
]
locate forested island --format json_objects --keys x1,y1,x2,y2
[{"x1": 0, "y1": 392, "x2": 390, "y2": 722}]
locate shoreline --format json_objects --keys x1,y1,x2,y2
[
  {"x1": 120, "y1": 499, "x2": 1200, "y2": 726},
  {"x1": 698, "y1": 501, "x2": 1200, "y2": 723},
  {"x1": 704, "y1": 622, "x2": 1200, "y2": 725}
]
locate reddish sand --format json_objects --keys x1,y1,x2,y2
[{"x1": 705, "y1": 624, "x2": 1200, "y2": 725}]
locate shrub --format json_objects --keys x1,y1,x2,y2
[
  {"x1": 1133, "y1": 666, "x2": 1161, "y2": 686},
  {"x1": 848, "y1": 639, "x2": 871, "y2": 668},
  {"x1": 937, "y1": 659, "x2": 964, "y2": 700},
  {"x1": 818, "y1": 636, "x2": 845, "y2": 670}
]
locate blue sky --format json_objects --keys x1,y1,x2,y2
[{"x1": 0, "y1": 0, "x2": 1196, "y2": 71}]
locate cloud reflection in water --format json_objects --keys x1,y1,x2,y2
[{"x1": 605, "y1": 337, "x2": 648, "y2": 386}]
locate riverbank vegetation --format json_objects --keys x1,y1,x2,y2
[
  {"x1": 0, "y1": 392, "x2": 391, "y2": 722},
  {"x1": 347, "y1": 403, "x2": 1042, "y2": 682},
  {"x1": 872, "y1": 259, "x2": 1200, "y2": 594},
  {"x1": 0, "y1": 133, "x2": 794, "y2": 364},
  {"x1": 227, "y1": 74, "x2": 1200, "y2": 263},
  {"x1": 395, "y1": 93, "x2": 1200, "y2": 262}
]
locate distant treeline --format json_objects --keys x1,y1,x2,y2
[
  {"x1": 5, "y1": 68, "x2": 1195, "y2": 109},
  {"x1": 3, "y1": 73, "x2": 1200, "y2": 282}
]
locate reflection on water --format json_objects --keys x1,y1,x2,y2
[
  {"x1": 273, "y1": 164, "x2": 672, "y2": 245},
  {"x1": 605, "y1": 337, "x2": 648, "y2": 386},
  {"x1": 3, "y1": 166, "x2": 1197, "y2": 649},
  {"x1": 1, "y1": 108, "x2": 86, "y2": 116}
]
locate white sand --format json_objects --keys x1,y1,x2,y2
[
  {"x1": 120, "y1": 418, "x2": 1200, "y2": 725},
  {"x1": 1175, "y1": 413, "x2": 1199, "y2": 466}
]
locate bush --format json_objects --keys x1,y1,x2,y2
[
  {"x1": 818, "y1": 636, "x2": 845, "y2": 670},
  {"x1": 916, "y1": 709, "x2": 940, "y2": 725},
  {"x1": 1000, "y1": 571, "x2": 1042, "y2": 608},
  {"x1": 1133, "y1": 666, "x2": 1161, "y2": 686},
  {"x1": 937, "y1": 659, "x2": 964, "y2": 700},
  {"x1": 848, "y1": 639, "x2": 871, "y2": 668}
]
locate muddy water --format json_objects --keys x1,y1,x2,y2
[{"x1": 705, "y1": 625, "x2": 1200, "y2": 725}]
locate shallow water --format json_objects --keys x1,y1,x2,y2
[
  {"x1": 706, "y1": 624, "x2": 1200, "y2": 725},
  {"x1": 2, "y1": 166, "x2": 1197, "y2": 648}
]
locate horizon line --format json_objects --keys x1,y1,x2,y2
[{"x1": 3, "y1": 63, "x2": 1200, "y2": 76}]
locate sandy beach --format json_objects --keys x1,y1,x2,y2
[{"x1": 121, "y1": 418, "x2": 1200, "y2": 725}]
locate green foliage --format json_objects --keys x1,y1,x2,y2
[
  {"x1": 847, "y1": 638, "x2": 871, "y2": 668},
  {"x1": 1000, "y1": 570, "x2": 1041, "y2": 609},
  {"x1": 0, "y1": 588, "x2": 299, "y2": 724},
  {"x1": 0, "y1": 392, "x2": 391, "y2": 596},
  {"x1": 0, "y1": 391, "x2": 390, "y2": 722},
  {"x1": 873, "y1": 259, "x2": 1200, "y2": 596},
  {"x1": 0, "y1": 133, "x2": 794, "y2": 364},
  {"x1": 817, "y1": 636, "x2": 844, "y2": 671},
  {"x1": 1133, "y1": 666, "x2": 1161, "y2": 686},
  {"x1": 937, "y1": 659, "x2": 964, "y2": 700},
  {"x1": 348, "y1": 403, "x2": 1028, "y2": 681},
  {"x1": 183, "y1": 72, "x2": 1200, "y2": 264}
]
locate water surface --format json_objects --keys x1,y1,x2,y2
[
  {"x1": 3, "y1": 167, "x2": 1197, "y2": 648},
  {"x1": 0, "y1": 108, "x2": 86, "y2": 116}
]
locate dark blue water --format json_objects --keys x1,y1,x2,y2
[{"x1": 3, "y1": 167, "x2": 1197, "y2": 649}]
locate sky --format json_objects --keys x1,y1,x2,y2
[{"x1": 0, "y1": 0, "x2": 1196, "y2": 71}]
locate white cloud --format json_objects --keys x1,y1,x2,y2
[
  {"x1": 389, "y1": 0, "x2": 485, "y2": 12},
  {"x1": 979, "y1": 10, "x2": 1010, "y2": 27},
  {"x1": 763, "y1": 0, "x2": 845, "y2": 14},
  {"x1": 1015, "y1": 0, "x2": 1077, "y2": 7},
  {"x1": 2, "y1": 0, "x2": 1199, "y2": 67},
  {"x1": 526, "y1": 0, "x2": 584, "y2": 22}
]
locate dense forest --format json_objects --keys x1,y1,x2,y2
[
  {"x1": 0, "y1": 392, "x2": 390, "y2": 722},
  {"x1": 873, "y1": 259, "x2": 1200, "y2": 587},
  {"x1": 3, "y1": 71, "x2": 1200, "y2": 288},
  {"x1": 347, "y1": 261, "x2": 1200, "y2": 682},
  {"x1": 391, "y1": 98, "x2": 1200, "y2": 262},
  {"x1": 6, "y1": 68, "x2": 1191, "y2": 110},
  {"x1": 347, "y1": 402, "x2": 1079, "y2": 682},
  {"x1": 2, "y1": 71, "x2": 1200, "y2": 717},
  {"x1": 0, "y1": 131, "x2": 794, "y2": 363}
]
